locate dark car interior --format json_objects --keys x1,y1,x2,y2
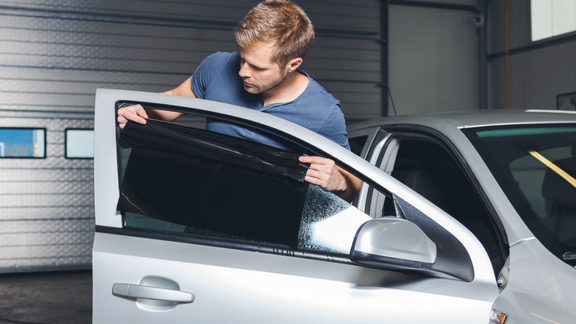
[{"x1": 384, "y1": 139, "x2": 506, "y2": 276}]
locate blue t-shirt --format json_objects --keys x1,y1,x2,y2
[{"x1": 191, "y1": 52, "x2": 350, "y2": 150}]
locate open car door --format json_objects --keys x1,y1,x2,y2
[{"x1": 93, "y1": 89, "x2": 498, "y2": 324}]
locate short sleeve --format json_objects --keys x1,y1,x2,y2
[
  {"x1": 191, "y1": 52, "x2": 228, "y2": 99},
  {"x1": 321, "y1": 104, "x2": 350, "y2": 150}
]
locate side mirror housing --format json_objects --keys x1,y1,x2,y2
[{"x1": 351, "y1": 217, "x2": 437, "y2": 271}]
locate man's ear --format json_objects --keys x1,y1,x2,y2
[{"x1": 286, "y1": 57, "x2": 303, "y2": 73}]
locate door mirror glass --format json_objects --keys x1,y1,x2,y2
[{"x1": 351, "y1": 217, "x2": 437, "y2": 268}]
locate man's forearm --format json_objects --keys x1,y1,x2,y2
[{"x1": 142, "y1": 89, "x2": 185, "y2": 122}]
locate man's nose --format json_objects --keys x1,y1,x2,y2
[{"x1": 239, "y1": 63, "x2": 251, "y2": 78}]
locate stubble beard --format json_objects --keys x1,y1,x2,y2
[{"x1": 243, "y1": 71, "x2": 288, "y2": 95}]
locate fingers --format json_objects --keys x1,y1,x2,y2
[
  {"x1": 299, "y1": 155, "x2": 346, "y2": 192},
  {"x1": 304, "y1": 168, "x2": 327, "y2": 182},
  {"x1": 300, "y1": 156, "x2": 336, "y2": 174},
  {"x1": 304, "y1": 174, "x2": 324, "y2": 186},
  {"x1": 117, "y1": 104, "x2": 148, "y2": 129},
  {"x1": 299, "y1": 155, "x2": 331, "y2": 165}
]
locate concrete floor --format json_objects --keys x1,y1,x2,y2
[{"x1": 0, "y1": 270, "x2": 92, "y2": 324}]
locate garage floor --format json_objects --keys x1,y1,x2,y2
[{"x1": 0, "y1": 271, "x2": 92, "y2": 324}]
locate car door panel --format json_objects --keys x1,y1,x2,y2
[
  {"x1": 94, "y1": 89, "x2": 499, "y2": 323},
  {"x1": 94, "y1": 233, "x2": 495, "y2": 324}
]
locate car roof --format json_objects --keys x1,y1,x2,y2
[{"x1": 348, "y1": 109, "x2": 576, "y2": 132}]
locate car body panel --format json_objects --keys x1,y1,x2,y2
[
  {"x1": 93, "y1": 89, "x2": 498, "y2": 323},
  {"x1": 493, "y1": 238, "x2": 576, "y2": 323}
]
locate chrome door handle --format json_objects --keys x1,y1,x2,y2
[{"x1": 112, "y1": 283, "x2": 195, "y2": 303}]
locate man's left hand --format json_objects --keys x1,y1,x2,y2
[{"x1": 299, "y1": 156, "x2": 347, "y2": 192}]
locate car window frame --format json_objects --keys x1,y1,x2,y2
[
  {"x1": 109, "y1": 101, "x2": 396, "y2": 265},
  {"x1": 347, "y1": 126, "x2": 380, "y2": 159},
  {"x1": 369, "y1": 125, "x2": 510, "y2": 261}
]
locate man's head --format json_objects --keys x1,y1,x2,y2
[{"x1": 234, "y1": 0, "x2": 315, "y2": 69}]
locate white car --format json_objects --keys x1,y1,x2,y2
[{"x1": 93, "y1": 89, "x2": 576, "y2": 324}]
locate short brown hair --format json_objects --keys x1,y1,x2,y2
[{"x1": 234, "y1": 0, "x2": 315, "y2": 68}]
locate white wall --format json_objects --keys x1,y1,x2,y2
[{"x1": 389, "y1": 2, "x2": 480, "y2": 115}]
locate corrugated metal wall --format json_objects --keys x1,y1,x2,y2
[
  {"x1": 487, "y1": 1, "x2": 576, "y2": 110},
  {"x1": 0, "y1": 0, "x2": 382, "y2": 121},
  {"x1": 388, "y1": 0, "x2": 480, "y2": 115},
  {"x1": 0, "y1": 111, "x2": 94, "y2": 272},
  {"x1": 0, "y1": 0, "x2": 381, "y2": 272}
]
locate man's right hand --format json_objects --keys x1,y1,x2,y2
[{"x1": 117, "y1": 104, "x2": 149, "y2": 129}]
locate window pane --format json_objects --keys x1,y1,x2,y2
[
  {"x1": 116, "y1": 105, "x2": 405, "y2": 259},
  {"x1": 66, "y1": 129, "x2": 94, "y2": 158},
  {"x1": 298, "y1": 185, "x2": 370, "y2": 254},
  {"x1": 465, "y1": 125, "x2": 576, "y2": 267},
  {"x1": 116, "y1": 107, "x2": 378, "y2": 256},
  {"x1": 0, "y1": 128, "x2": 45, "y2": 158},
  {"x1": 531, "y1": 0, "x2": 553, "y2": 41},
  {"x1": 531, "y1": 0, "x2": 576, "y2": 41},
  {"x1": 553, "y1": 0, "x2": 576, "y2": 36},
  {"x1": 118, "y1": 117, "x2": 309, "y2": 247}
]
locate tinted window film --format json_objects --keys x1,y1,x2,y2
[
  {"x1": 65, "y1": 129, "x2": 94, "y2": 158},
  {"x1": 119, "y1": 119, "x2": 308, "y2": 247},
  {"x1": 0, "y1": 128, "x2": 45, "y2": 158},
  {"x1": 116, "y1": 110, "x2": 398, "y2": 257}
]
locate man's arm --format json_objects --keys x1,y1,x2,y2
[
  {"x1": 299, "y1": 155, "x2": 362, "y2": 203},
  {"x1": 117, "y1": 77, "x2": 196, "y2": 129}
]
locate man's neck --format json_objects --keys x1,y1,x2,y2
[{"x1": 261, "y1": 71, "x2": 309, "y2": 106}]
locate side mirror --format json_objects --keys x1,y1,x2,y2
[{"x1": 351, "y1": 217, "x2": 437, "y2": 271}]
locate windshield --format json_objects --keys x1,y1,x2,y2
[{"x1": 464, "y1": 125, "x2": 576, "y2": 267}]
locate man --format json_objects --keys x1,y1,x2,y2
[{"x1": 117, "y1": 0, "x2": 361, "y2": 201}]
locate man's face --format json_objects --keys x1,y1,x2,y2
[{"x1": 238, "y1": 43, "x2": 287, "y2": 95}]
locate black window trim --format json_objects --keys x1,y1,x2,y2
[{"x1": 96, "y1": 225, "x2": 354, "y2": 265}]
